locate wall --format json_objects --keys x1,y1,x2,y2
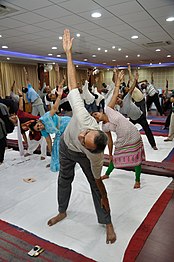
[{"x1": 103, "y1": 67, "x2": 174, "y2": 91}]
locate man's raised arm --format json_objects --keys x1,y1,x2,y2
[{"x1": 63, "y1": 29, "x2": 77, "y2": 90}]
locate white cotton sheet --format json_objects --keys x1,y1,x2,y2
[{"x1": 0, "y1": 132, "x2": 173, "y2": 262}]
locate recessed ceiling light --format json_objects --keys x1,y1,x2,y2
[
  {"x1": 112, "y1": 59, "x2": 116, "y2": 61},
  {"x1": 131, "y1": 35, "x2": 138, "y2": 39},
  {"x1": 84, "y1": 58, "x2": 88, "y2": 61},
  {"x1": 91, "y1": 12, "x2": 101, "y2": 18},
  {"x1": 112, "y1": 46, "x2": 115, "y2": 49},
  {"x1": 92, "y1": 54, "x2": 96, "y2": 57},
  {"x1": 59, "y1": 36, "x2": 62, "y2": 40},
  {"x1": 118, "y1": 48, "x2": 121, "y2": 51},
  {"x1": 126, "y1": 55, "x2": 128, "y2": 58},
  {"x1": 52, "y1": 46, "x2": 57, "y2": 50},
  {"x1": 48, "y1": 53, "x2": 53, "y2": 56},
  {"x1": 156, "y1": 49, "x2": 161, "y2": 52},
  {"x1": 103, "y1": 62, "x2": 106, "y2": 64},
  {"x1": 159, "y1": 62, "x2": 161, "y2": 64},
  {"x1": 167, "y1": 54, "x2": 171, "y2": 57},
  {"x1": 166, "y1": 17, "x2": 174, "y2": 22},
  {"x1": 76, "y1": 65, "x2": 79, "y2": 67},
  {"x1": 137, "y1": 54, "x2": 140, "y2": 57},
  {"x1": 150, "y1": 63, "x2": 152, "y2": 65},
  {"x1": 0, "y1": 35, "x2": 2, "y2": 37},
  {"x1": 97, "y1": 47, "x2": 101, "y2": 51},
  {"x1": 105, "y1": 50, "x2": 108, "y2": 52},
  {"x1": 57, "y1": 54, "x2": 61, "y2": 57},
  {"x1": 76, "y1": 33, "x2": 80, "y2": 37},
  {"x1": 2, "y1": 45, "x2": 8, "y2": 48},
  {"x1": 7, "y1": 57, "x2": 10, "y2": 60}
]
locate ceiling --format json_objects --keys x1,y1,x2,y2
[{"x1": 0, "y1": 0, "x2": 174, "y2": 68}]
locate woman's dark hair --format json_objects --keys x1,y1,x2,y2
[
  {"x1": 89, "y1": 130, "x2": 108, "y2": 154},
  {"x1": 28, "y1": 120, "x2": 37, "y2": 132}
]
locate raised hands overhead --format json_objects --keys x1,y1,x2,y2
[
  {"x1": 63, "y1": 29, "x2": 74, "y2": 54},
  {"x1": 55, "y1": 63, "x2": 59, "y2": 72},
  {"x1": 117, "y1": 70, "x2": 124, "y2": 83}
]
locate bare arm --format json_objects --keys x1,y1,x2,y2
[
  {"x1": 55, "y1": 63, "x2": 60, "y2": 87},
  {"x1": 23, "y1": 67, "x2": 30, "y2": 87},
  {"x1": 49, "y1": 86, "x2": 63, "y2": 116},
  {"x1": 106, "y1": 131, "x2": 113, "y2": 161},
  {"x1": 127, "y1": 63, "x2": 133, "y2": 83},
  {"x1": 107, "y1": 70, "x2": 124, "y2": 109},
  {"x1": 11, "y1": 81, "x2": 15, "y2": 92},
  {"x1": 18, "y1": 89, "x2": 24, "y2": 111},
  {"x1": 128, "y1": 69, "x2": 139, "y2": 95},
  {"x1": 95, "y1": 178, "x2": 110, "y2": 212},
  {"x1": 45, "y1": 135, "x2": 52, "y2": 154},
  {"x1": 63, "y1": 29, "x2": 77, "y2": 90}
]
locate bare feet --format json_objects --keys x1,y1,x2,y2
[
  {"x1": 152, "y1": 146, "x2": 158, "y2": 150},
  {"x1": 106, "y1": 223, "x2": 116, "y2": 244},
  {"x1": 24, "y1": 153, "x2": 31, "y2": 157},
  {"x1": 134, "y1": 181, "x2": 141, "y2": 189},
  {"x1": 47, "y1": 212, "x2": 67, "y2": 226},
  {"x1": 164, "y1": 138, "x2": 172, "y2": 142},
  {"x1": 101, "y1": 174, "x2": 109, "y2": 180}
]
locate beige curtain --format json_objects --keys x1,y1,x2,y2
[
  {"x1": 49, "y1": 65, "x2": 87, "y2": 89},
  {"x1": 0, "y1": 62, "x2": 39, "y2": 97}
]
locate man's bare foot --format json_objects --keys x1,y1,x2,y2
[
  {"x1": 24, "y1": 153, "x2": 31, "y2": 157},
  {"x1": 101, "y1": 174, "x2": 109, "y2": 180},
  {"x1": 134, "y1": 181, "x2": 140, "y2": 189},
  {"x1": 47, "y1": 212, "x2": 67, "y2": 226},
  {"x1": 106, "y1": 223, "x2": 116, "y2": 244}
]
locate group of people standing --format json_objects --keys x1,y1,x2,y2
[{"x1": 0, "y1": 29, "x2": 174, "y2": 245}]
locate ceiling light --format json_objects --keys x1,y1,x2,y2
[
  {"x1": 103, "y1": 62, "x2": 106, "y2": 64},
  {"x1": 91, "y1": 12, "x2": 101, "y2": 18},
  {"x1": 166, "y1": 17, "x2": 174, "y2": 22},
  {"x1": 112, "y1": 59, "x2": 116, "y2": 61},
  {"x1": 150, "y1": 63, "x2": 152, "y2": 65},
  {"x1": 118, "y1": 48, "x2": 121, "y2": 51},
  {"x1": 92, "y1": 54, "x2": 96, "y2": 57},
  {"x1": 112, "y1": 46, "x2": 115, "y2": 49},
  {"x1": 167, "y1": 54, "x2": 171, "y2": 57},
  {"x1": 0, "y1": 35, "x2": 2, "y2": 37},
  {"x1": 126, "y1": 55, "x2": 128, "y2": 58},
  {"x1": 2, "y1": 45, "x2": 8, "y2": 48},
  {"x1": 137, "y1": 54, "x2": 140, "y2": 57},
  {"x1": 76, "y1": 65, "x2": 79, "y2": 67},
  {"x1": 105, "y1": 50, "x2": 108, "y2": 52},
  {"x1": 52, "y1": 47, "x2": 57, "y2": 50},
  {"x1": 156, "y1": 49, "x2": 161, "y2": 52},
  {"x1": 76, "y1": 33, "x2": 80, "y2": 37},
  {"x1": 159, "y1": 62, "x2": 161, "y2": 64},
  {"x1": 48, "y1": 53, "x2": 53, "y2": 56},
  {"x1": 59, "y1": 36, "x2": 62, "y2": 40},
  {"x1": 97, "y1": 47, "x2": 101, "y2": 51},
  {"x1": 84, "y1": 58, "x2": 88, "y2": 61},
  {"x1": 7, "y1": 57, "x2": 10, "y2": 60},
  {"x1": 131, "y1": 35, "x2": 138, "y2": 39},
  {"x1": 57, "y1": 54, "x2": 61, "y2": 57}
]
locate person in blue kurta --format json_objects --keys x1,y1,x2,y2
[{"x1": 29, "y1": 87, "x2": 71, "y2": 172}]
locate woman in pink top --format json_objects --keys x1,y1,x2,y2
[{"x1": 92, "y1": 70, "x2": 145, "y2": 188}]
